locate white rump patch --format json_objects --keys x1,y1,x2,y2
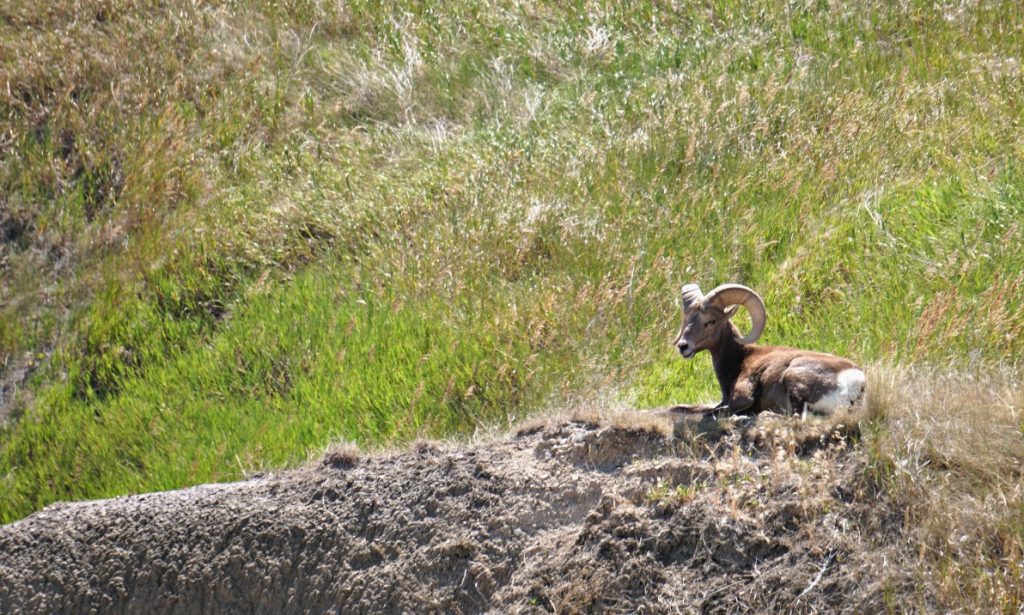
[{"x1": 809, "y1": 368, "x2": 867, "y2": 413}]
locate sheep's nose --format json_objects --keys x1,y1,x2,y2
[{"x1": 677, "y1": 341, "x2": 690, "y2": 355}]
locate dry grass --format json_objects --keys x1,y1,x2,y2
[
  {"x1": 510, "y1": 391, "x2": 677, "y2": 441},
  {"x1": 670, "y1": 364, "x2": 1024, "y2": 611},
  {"x1": 863, "y1": 364, "x2": 1024, "y2": 612}
]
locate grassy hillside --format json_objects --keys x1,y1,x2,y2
[{"x1": 1, "y1": 0, "x2": 1023, "y2": 608}]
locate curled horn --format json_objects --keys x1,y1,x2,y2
[
  {"x1": 680, "y1": 284, "x2": 705, "y2": 311},
  {"x1": 704, "y1": 283, "x2": 767, "y2": 344}
]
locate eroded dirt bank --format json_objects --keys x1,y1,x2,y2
[{"x1": 0, "y1": 412, "x2": 910, "y2": 614}]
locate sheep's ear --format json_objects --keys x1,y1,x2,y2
[{"x1": 724, "y1": 305, "x2": 740, "y2": 319}]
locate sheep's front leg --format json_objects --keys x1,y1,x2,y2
[
  {"x1": 668, "y1": 403, "x2": 718, "y2": 414},
  {"x1": 669, "y1": 377, "x2": 756, "y2": 416},
  {"x1": 726, "y1": 377, "x2": 757, "y2": 414}
]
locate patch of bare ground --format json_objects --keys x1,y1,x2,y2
[
  {"x1": 0, "y1": 404, "x2": 916, "y2": 614},
  {"x1": 0, "y1": 352, "x2": 39, "y2": 426}
]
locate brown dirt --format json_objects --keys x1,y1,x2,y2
[
  {"x1": 0, "y1": 353, "x2": 37, "y2": 426},
  {"x1": 0, "y1": 410, "x2": 914, "y2": 614}
]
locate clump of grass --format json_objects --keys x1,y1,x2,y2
[
  {"x1": 646, "y1": 480, "x2": 705, "y2": 505},
  {"x1": 319, "y1": 440, "x2": 362, "y2": 471}
]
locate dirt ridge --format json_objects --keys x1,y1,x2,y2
[{"x1": 0, "y1": 413, "x2": 908, "y2": 614}]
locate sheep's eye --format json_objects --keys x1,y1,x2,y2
[{"x1": 705, "y1": 320, "x2": 716, "y2": 327}]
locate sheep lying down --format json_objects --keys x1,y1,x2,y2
[{"x1": 671, "y1": 282, "x2": 865, "y2": 417}]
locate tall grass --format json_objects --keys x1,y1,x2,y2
[
  {"x1": 865, "y1": 366, "x2": 1024, "y2": 611},
  {"x1": 1, "y1": 6, "x2": 1023, "y2": 601}
]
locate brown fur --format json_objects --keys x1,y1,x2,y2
[{"x1": 674, "y1": 292, "x2": 861, "y2": 415}]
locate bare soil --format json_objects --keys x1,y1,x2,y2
[
  {"x1": 0, "y1": 353, "x2": 37, "y2": 426},
  {"x1": 0, "y1": 410, "x2": 913, "y2": 614}
]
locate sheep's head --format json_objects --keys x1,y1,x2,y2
[{"x1": 674, "y1": 283, "x2": 767, "y2": 358}]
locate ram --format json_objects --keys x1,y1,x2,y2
[{"x1": 672, "y1": 283, "x2": 865, "y2": 417}]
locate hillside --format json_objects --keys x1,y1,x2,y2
[{"x1": 2, "y1": 0, "x2": 1024, "y2": 610}]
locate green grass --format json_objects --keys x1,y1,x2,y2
[
  {"x1": 3, "y1": 268, "x2": 552, "y2": 508},
  {"x1": 2, "y1": 0, "x2": 1024, "y2": 608}
]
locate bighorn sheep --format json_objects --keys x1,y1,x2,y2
[{"x1": 672, "y1": 283, "x2": 865, "y2": 416}]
